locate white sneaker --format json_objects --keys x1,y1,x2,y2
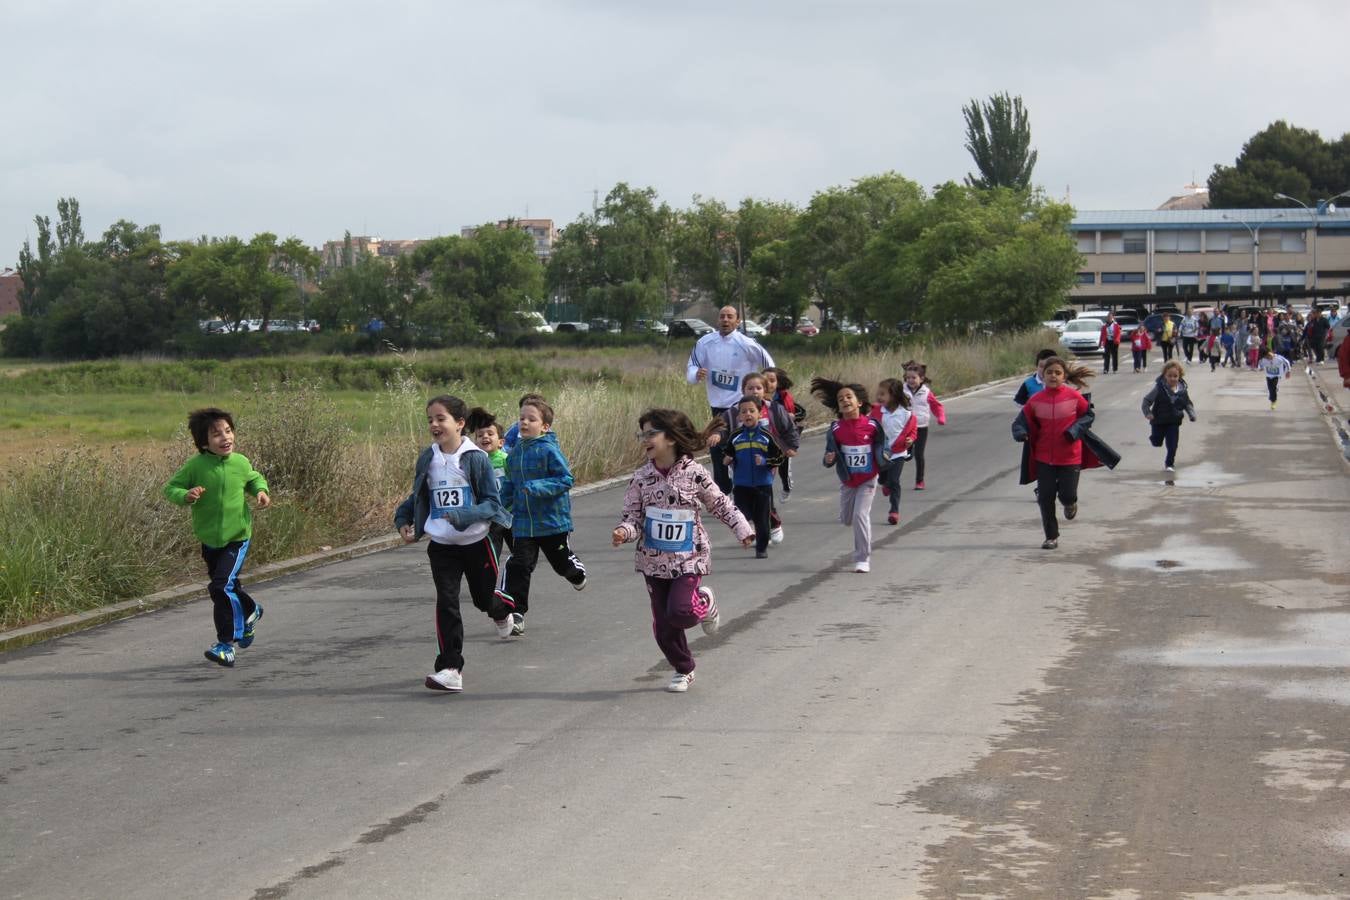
[
  {"x1": 1165, "y1": 465, "x2": 1175, "y2": 473},
  {"x1": 424, "y1": 668, "x2": 463, "y2": 692},
  {"x1": 572, "y1": 573, "x2": 588, "y2": 591},
  {"x1": 494, "y1": 617, "x2": 514, "y2": 640},
  {"x1": 666, "y1": 671, "x2": 695, "y2": 693},
  {"x1": 769, "y1": 526, "x2": 784, "y2": 545},
  {"x1": 854, "y1": 561, "x2": 870, "y2": 573},
  {"x1": 698, "y1": 586, "x2": 720, "y2": 635},
  {"x1": 510, "y1": 614, "x2": 525, "y2": 636}
]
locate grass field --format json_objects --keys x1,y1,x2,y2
[{"x1": 0, "y1": 333, "x2": 1053, "y2": 629}]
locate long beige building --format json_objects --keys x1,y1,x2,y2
[{"x1": 1069, "y1": 208, "x2": 1350, "y2": 301}]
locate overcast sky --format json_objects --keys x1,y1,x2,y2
[{"x1": 3, "y1": 0, "x2": 1348, "y2": 269}]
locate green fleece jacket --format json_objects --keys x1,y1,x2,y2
[{"x1": 163, "y1": 451, "x2": 270, "y2": 548}]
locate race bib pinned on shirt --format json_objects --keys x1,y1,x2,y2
[
  {"x1": 841, "y1": 444, "x2": 873, "y2": 475},
  {"x1": 710, "y1": 370, "x2": 740, "y2": 393},
  {"x1": 644, "y1": 507, "x2": 695, "y2": 553},
  {"x1": 431, "y1": 479, "x2": 474, "y2": 518}
]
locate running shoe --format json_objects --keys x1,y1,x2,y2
[
  {"x1": 1270, "y1": 401, "x2": 1277, "y2": 410},
  {"x1": 425, "y1": 668, "x2": 463, "y2": 692},
  {"x1": 1041, "y1": 539, "x2": 1058, "y2": 550},
  {"x1": 204, "y1": 642, "x2": 235, "y2": 667},
  {"x1": 914, "y1": 481, "x2": 926, "y2": 491},
  {"x1": 854, "y1": 561, "x2": 870, "y2": 573},
  {"x1": 1165, "y1": 465, "x2": 1175, "y2": 473},
  {"x1": 494, "y1": 617, "x2": 514, "y2": 640},
  {"x1": 780, "y1": 490, "x2": 791, "y2": 504},
  {"x1": 510, "y1": 614, "x2": 525, "y2": 636},
  {"x1": 666, "y1": 672, "x2": 695, "y2": 693},
  {"x1": 571, "y1": 573, "x2": 588, "y2": 591},
  {"x1": 769, "y1": 526, "x2": 784, "y2": 545},
  {"x1": 236, "y1": 605, "x2": 263, "y2": 649},
  {"x1": 698, "y1": 587, "x2": 720, "y2": 635},
  {"x1": 755, "y1": 550, "x2": 768, "y2": 559},
  {"x1": 1064, "y1": 503, "x2": 1077, "y2": 520},
  {"x1": 887, "y1": 512, "x2": 899, "y2": 525}
]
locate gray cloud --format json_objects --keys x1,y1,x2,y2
[{"x1": 3, "y1": 0, "x2": 1347, "y2": 268}]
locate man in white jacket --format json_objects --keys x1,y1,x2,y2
[{"x1": 687, "y1": 305, "x2": 775, "y2": 492}]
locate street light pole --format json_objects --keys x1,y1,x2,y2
[{"x1": 1221, "y1": 212, "x2": 1285, "y2": 295}]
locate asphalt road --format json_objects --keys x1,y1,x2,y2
[{"x1": 3, "y1": 358, "x2": 1348, "y2": 899}]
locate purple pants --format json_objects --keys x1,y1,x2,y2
[{"x1": 645, "y1": 574, "x2": 708, "y2": 675}]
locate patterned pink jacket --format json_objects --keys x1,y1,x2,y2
[{"x1": 614, "y1": 456, "x2": 752, "y2": 578}]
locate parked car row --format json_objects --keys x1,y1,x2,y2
[{"x1": 199, "y1": 319, "x2": 320, "y2": 334}]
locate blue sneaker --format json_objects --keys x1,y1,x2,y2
[
  {"x1": 204, "y1": 642, "x2": 236, "y2": 667},
  {"x1": 236, "y1": 605, "x2": 263, "y2": 649}
]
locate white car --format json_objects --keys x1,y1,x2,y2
[
  {"x1": 1059, "y1": 318, "x2": 1105, "y2": 356},
  {"x1": 742, "y1": 320, "x2": 768, "y2": 337}
]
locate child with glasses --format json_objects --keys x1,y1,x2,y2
[{"x1": 612, "y1": 409, "x2": 753, "y2": 692}]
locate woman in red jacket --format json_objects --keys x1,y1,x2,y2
[{"x1": 1016, "y1": 357, "x2": 1096, "y2": 550}]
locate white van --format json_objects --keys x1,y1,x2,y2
[{"x1": 516, "y1": 310, "x2": 553, "y2": 333}]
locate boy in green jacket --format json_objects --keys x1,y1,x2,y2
[{"x1": 163, "y1": 408, "x2": 271, "y2": 667}]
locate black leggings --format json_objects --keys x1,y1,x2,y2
[
  {"x1": 502, "y1": 532, "x2": 586, "y2": 615},
  {"x1": 912, "y1": 427, "x2": 929, "y2": 484},
  {"x1": 1267, "y1": 377, "x2": 1279, "y2": 403},
  {"x1": 1035, "y1": 464, "x2": 1080, "y2": 541}
]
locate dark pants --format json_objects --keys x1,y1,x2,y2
[
  {"x1": 502, "y1": 532, "x2": 585, "y2": 616},
  {"x1": 1102, "y1": 342, "x2": 1119, "y2": 372},
  {"x1": 1149, "y1": 422, "x2": 1180, "y2": 467},
  {"x1": 1267, "y1": 377, "x2": 1279, "y2": 403},
  {"x1": 1035, "y1": 464, "x2": 1080, "y2": 541},
  {"x1": 913, "y1": 426, "x2": 929, "y2": 484},
  {"x1": 645, "y1": 574, "x2": 707, "y2": 675},
  {"x1": 778, "y1": 456, "x2": 793, "y2": 494},
  {"x1": 733, "y1": 484, "x2": 773, "y2": 553},
  {"x1": 1182, "y1": 337, "x2": 1196, "y2": 362},
  {"x1": 203, "y1": 540, "x2": 257, "y2": 644},
  {"x1": 881, "y1": 456, "x2": 905, "y2": 513},
  {"x1": 709, "y1": 406, "x2": 732, "y2": 494},
  {"x1": 1161, "y1": 340, "x2": 1174, "y2": 361},
  {"x1": 428, "y1": 538, "x2": 511, "y2": 673},
  {"x1": 1312, "y1": 338, "x2": 1326, "y2": 363}
]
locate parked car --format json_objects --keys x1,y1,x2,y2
[
  {"x1": 1075, "y1": 309, "x2": 1112, "y2": 321},
  {"x1": 1059, "y1": 318, "x2": 1105, "y2": 356},
  {"x1": 741, "y1": 319, "x2": 768, "y2": 337},
  {"x1": 666, "y1": 318, "x2": 714, "y2": 338},
  {"x1": 553, "y1": 321, "x2": 590, "y2": 333},
  {"x1": 1041, "y1": 308, "x2": 1077, "y2": 333},
  {"x1": 634, "y1": 318, "x2": 668, "y2": 335},
  {"x1": 1113, "y1": 311, "x2": 1142, "y2": 339},
  {"x1": 588, "y1": 318, "x2": 622, "y2": 334},
  {"x1": 821, "y1": 318, "x2": 861, "y2": 334},
  {"x1": 766, "y1": 317, "x2": 798, "y2": 335},
  {"x1": 796, "y1": 317, "x2": 819, "y2": 337}
]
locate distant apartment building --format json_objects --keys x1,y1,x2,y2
[
  {"x1": 460, "y1": 219, "x2": 556, "y2": 260},
  {"x1": 320, "y1": 235, "x2": 429, "y2": 269},
  {"x1": 0, "y1": 268, "x2": 22, "y2": 317},
  {"x1": 1069, "y1": 207, "x2": 1350, "y2": 302}
]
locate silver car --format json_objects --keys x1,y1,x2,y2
[{"x1": 1059, "y1": 318, "x2": 1104, "y2": 356}]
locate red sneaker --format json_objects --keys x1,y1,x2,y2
[
  {"x1": 914, "y1": 481, "x2": 926, "y2": 491},
  {"x1": 887, "y1": 512, "x2": 899, "y2": 525}
]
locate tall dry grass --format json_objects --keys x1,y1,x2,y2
[{"x1": 0, "y1": 332, "x2": 1052, "y2": 629}]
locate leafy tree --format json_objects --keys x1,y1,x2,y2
[
  {"x1": 424, "y1": 225, "x2": 544, "y2": 338},
  {"x1": 674, "y1": 197, "x2": 796, "y2": 319},
  {"x1": 963, "y1": 93, "x2": 1038, "y2": 191},
  {"x1": 547, "y1": 183, "x2": 674, "y2": 329},
  {"x1": 788, "y1": 173, "x2": 925, "y2": 327},
  {"x1": 1208, "y1": 120, "x2": 1350, "y2": 208},
  {"x1": 745, "y1": 238, "x2": 809, "y2": 324}
]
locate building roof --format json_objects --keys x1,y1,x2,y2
[{"x1": 1072, "y1": 208, "x2": 1350, "y2": 232}]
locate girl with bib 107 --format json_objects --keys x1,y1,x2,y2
[{"x1": 612, "y1": 409, "x2": 753, "y2": 693}]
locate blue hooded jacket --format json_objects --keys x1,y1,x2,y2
[{"x1": 499, "y1": 431, "x2": 575, "y2": 537}]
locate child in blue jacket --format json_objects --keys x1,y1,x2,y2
[{"x1": 498, "y1": 398, "x2": 587, "y2": 634}]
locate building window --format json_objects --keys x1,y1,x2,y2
[
  {"x1": 1101, "y1": 272, "x2": 1146, "y2": 284},
  {"x1": 1075, "y1": 233, "x2": 1096, "y2": 253},
  {"x1": 1259, "y1": 271, "x2": 1306, "y2": 291},
  {"x1": 1268, "y1": 231, "x2": 1307, "y2": 252},
  {"x1": 1155, "y1": 231, "x2": 1201, "y2": 253},
  {"x1": 1076, "y1": 272, "x2": 1095, "y2": 285},
  {"x1": 1099, "y1": 231, "x2": 1124, "y2": 253},
  {"x1": 1123, "y1": 231, "x2": 1146, "y2": 254},
  {"x1": 1206, "y1": 231, "x2": 1231, "y2": 252},
  {"x1": 1155, "y1": 273, "x2": 1200, "y2": 295},
  {"x1": 1206, "y1": 272, "x2": 1253, "y2": 293}
]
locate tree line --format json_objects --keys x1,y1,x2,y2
[{"x1": 6, "y1": 93, "x2": 1085, "y2": 359}]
